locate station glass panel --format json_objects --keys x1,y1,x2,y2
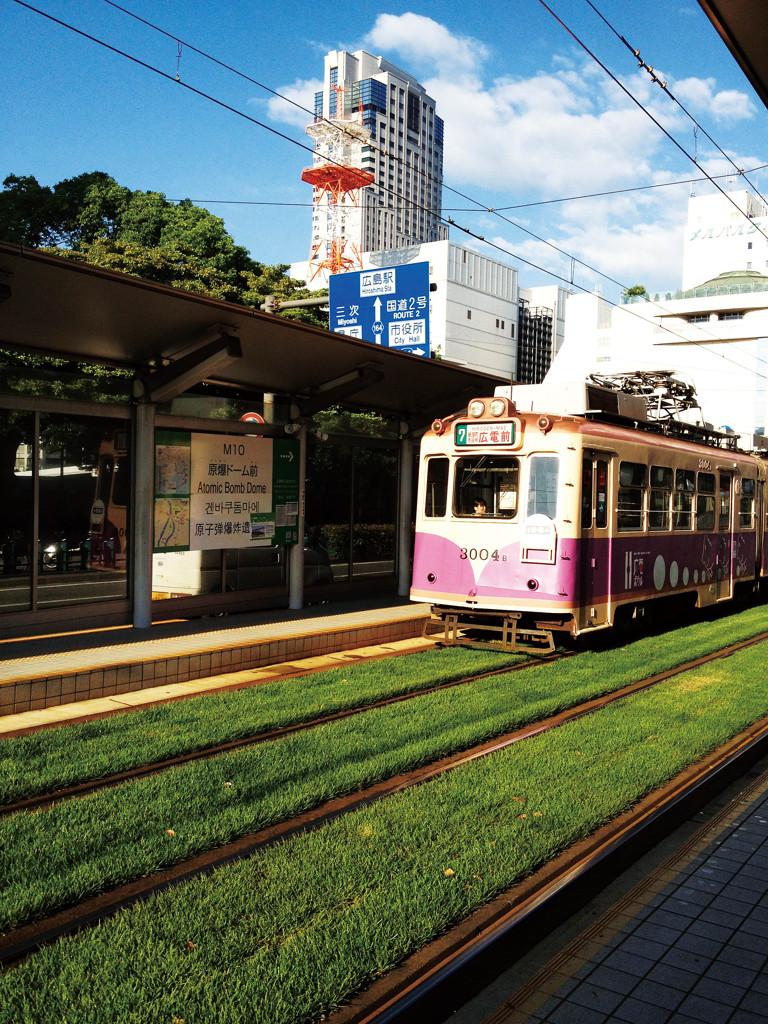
[
  {"x1": 306, "y1": 439, "x2": 398, "y2": 581},
  {"x1": 306, "y1": 442, "x2": 352, "y2": 580},
  {"x1": 352, "y1": 446, "x2": 397, "y2": 578},
  {"x1": 0, "y1": 411, "x2": 34, "y2": 613},
  {"x1": 38, "y1": 414, "x2": 130, "y2": 608}
]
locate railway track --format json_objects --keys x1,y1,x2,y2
[
  {"x1": 341, "y1": 722, "x2": 768, "y2": 1024},
  {"x1": 0, "y1": 656, "x2": 550, "y2": 816},
  {"x1": 2, "y1": 629, "x2": 767, "y2": 976}
]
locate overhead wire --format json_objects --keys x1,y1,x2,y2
[
  {"x1": 174, "y1": 163, "x2": 768, "y2": 212},
  {"x1": 537, "y1": 0, "x2": 768, "y2": 250},
  {"x1": 9, "y1": 0, "x2": 768, "y2": 383},
  {"x1": 95, "y1": 0, "x2": 686, "y2": 301},
  {"x1": 531, "y1": 0, "x2": 768, "y2": 376},
  {"x1": 582, "y1": 0, "x2": 768, "y2": 208},
  {"x1": 93, "y1": 0, "x2": 767, "y2": 362},
  {"x1": 97, "y1": 0, "x2": 768, "y2": 345}
]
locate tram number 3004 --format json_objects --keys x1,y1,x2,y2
[{"x1": 459, "y1": 548, "x2": 506, "y2": 562}]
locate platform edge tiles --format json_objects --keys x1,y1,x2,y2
[{"x1": 0, "y1": 604, "x2": 432, "y2": 717}]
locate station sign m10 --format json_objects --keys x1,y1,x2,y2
[{"x1": 329, "y1": 262, "x2": 430, "y2": 357}]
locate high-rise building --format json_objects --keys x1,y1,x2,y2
[{"x1": 305, "y1": 50, "x2": 447, "y2": 277}]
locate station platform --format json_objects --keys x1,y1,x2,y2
[
  {"x1": 464, "y1": 756, "x2": 768, "y2": 1024},
  {"x1": 0, "y1": 597, "x2": 433, "y2": 727}
]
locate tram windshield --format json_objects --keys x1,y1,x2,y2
[{"x1": 454, "y1": 456, "x2": 520, "y2": 517}]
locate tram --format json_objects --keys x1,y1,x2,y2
[{"x1": 410, "y1": 375, "x2": 767, "y2": 652}]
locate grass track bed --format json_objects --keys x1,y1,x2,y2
[
  {"x1": 2, "y1": 642, "x2": 768, "y2": 1024},
  {"x1": 2, "y1": 605, "x2": 767, "y2": 806},
  {"x1": 0, "y1": 648, "x2": 526, "y2": 804},
  {"x1": 1, "y1": 606, "x2": 767, "y2": 934}
]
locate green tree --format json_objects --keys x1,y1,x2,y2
[
  {"x1": 622, "y1": 284, "x2": 649, "y2": 301},
  {"x1": 0, "y1": 172, "x2": 324, "y2": 321},
  {"x1": 0, "y1": 174, "x2": 56, "y2": 247},
  {"x1": 0, "y1": 171, "x2": 329, "y2": 495}
]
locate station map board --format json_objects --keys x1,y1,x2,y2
[
  {"x1": 153, "y1": 431, "x2": 300, "y2": 552},
  {"x1": 329, "y1": 262, "x2": 430, "y2": 357}
]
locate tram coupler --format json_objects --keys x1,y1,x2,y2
[{"x1": 423, "y1": 608, "x2": 555, "y2": 655}]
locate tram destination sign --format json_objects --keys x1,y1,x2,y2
[
  {"x1": 329, "y1": 262, "x2": 430, "y2": 357},
  {"x1": 455, "y1": 422, "x2": 516, "y2": 446}
]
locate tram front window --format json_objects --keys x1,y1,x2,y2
[{"x1": 454, "y1": 456, "x2": 519, "y2": 518}]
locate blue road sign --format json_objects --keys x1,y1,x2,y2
[{"x1": 329, "y1": 262, "x2": 430, "y2": 357}]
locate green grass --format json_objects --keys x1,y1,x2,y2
[
  {"x1": 2, "y1": 603, "x2": 767, "y2": 807},
  {"x1": 1, "y1": 604, "x2": 767, "y2": 933},
  {"x1": 0, "y1": 646, "x2": 527, "y2": 803},
  {"x1": 1, "y1": 642, "x2": 767, "y2": 1024}
]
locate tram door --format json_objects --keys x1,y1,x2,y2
[
  {"x1": 579, "y1": 454, "x2": 611, "y2": 627},
  {"x1": 716, "y1": 472, "x2": 733, "y2": 600}
]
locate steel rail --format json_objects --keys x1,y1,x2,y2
[
  {"x1": 1, "y1": 631, "x2": 766, "y2": 972},
  {"x1": 0, "y1": 657, "x2": 548, "y2": 816},
  {"x1": 336, "y1": 716, "x2": 768, "y2": 1024}
]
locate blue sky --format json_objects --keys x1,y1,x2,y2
[{"x1": 4, "y1": 0, "x2": 766, "y2": 302}]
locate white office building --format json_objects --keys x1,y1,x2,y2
[
  {"x1": 550, "y1": 191, "x2": 768, "y2": 445},
  {"x1": 683, "y1": 189, "x2": 768, "y2": 290},
  {"x1": 359, "y1": 240, "x2": 567, "y2": 381},
  {"x1": 306, "y1": 50, "x2": 447, "y2": 270}
]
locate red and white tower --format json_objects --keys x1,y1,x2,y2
[{"x1": 302, "y1": 84, "x2": 375, "y2": 283}]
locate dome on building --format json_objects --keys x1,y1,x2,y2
[{"x1": 692, "y1": 269, "x2": 768, "y2": 291}]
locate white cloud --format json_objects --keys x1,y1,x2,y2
[
  {"x1": 366, "y1": 13, "x2": 487, "y2": 72},
  {"x1": 264, "y1": 77, "x2": 323, "y2": 129},
  {"x1": 710, "y1": 89, "x2": 756, "y2": 121},
  {"x1": 265, "y1": 14, "x2": 762, "y2": 301},
  {"x1": 672, "y1": 77, "x2": 755, "y2": 120},
  {"x1": 426, "y1": 68, "x2": 662, "y2": 196},
  {"x1": 471, "y1": 173, "x2": 692, "y2": 299}
]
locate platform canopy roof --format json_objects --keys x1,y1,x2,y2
[
  {"x1": 697, "y1": 0, "x2": 768, "y2": 110},
  {"x1": 0, "y1": 241, "x2": 506, "y2": 426}
]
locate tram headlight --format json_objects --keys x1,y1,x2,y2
[
  {"x1": 468, "y1": 400, "x2": 485, "y2": 418},
  {"x1": 489, "y1": 398, "x2": 506, "y2": 417}
]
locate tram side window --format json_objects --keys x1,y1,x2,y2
[
  {"x1": 454, "y1": 456, "x2": 520, "y2": 518},
  {"x1": 696, "y1": 472, "x2": 716, "y2": 531},
  {"x1": 648, "y1": 465, "x2": 672, "y2": 530},
  {"x1": 740, "y1": 478, "x2": 755, "y2": 528},
  {"x1": 618, "y1": 461, "x2": 646, "y2": 531},
  {"x1": 424, "y1": 457, "x2": 449, "y2": 517},
  {"x1": 527, "y1": 455, "x2": 559, "y2": 518},
  {"x1": 673, "y1": 469, "x2": 695, "y2": 530}
]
